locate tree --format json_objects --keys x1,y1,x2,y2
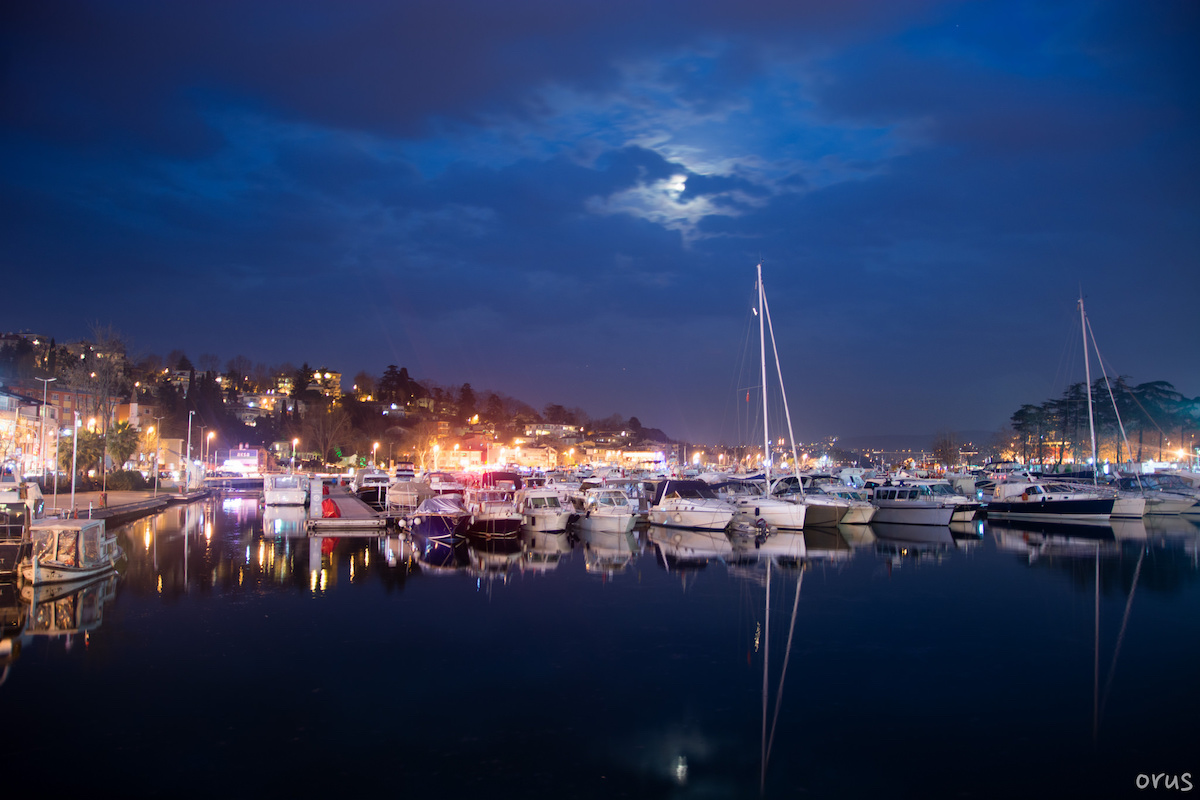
[
  {"x1": 1010, "y1": 404, "x2": 1047, "y2": 464},
  {"x1": 107, "y1": 421, "x2": 140, "y2": 468},
  {"x1": 302, "y1": 406, "x2": 353, "y2": 466},
  {"x1": 458, "y1": 383, "x2": 477, "y2": 419},
  {"x1": 932, "y1": 430, "x2": 958, "y2": 467}
]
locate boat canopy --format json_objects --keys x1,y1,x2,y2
[
  {"x1": 31, "y1": 520, "x2": 106, "y2": 569},
  {"x1": 414, "y1": 495, "x2": 468, "y2": 516},
  {"x1": 652, "y1": 480, "x2": 721, "y2": 504}
]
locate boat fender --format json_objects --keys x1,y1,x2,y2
[
  {"x1": 1021, "y1": 492, "x2": 1028, "y2": 501},
  {"x1": 674, "y1": 513, "x2": 683, "y2": 523}
]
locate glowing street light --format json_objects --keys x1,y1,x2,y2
[
  {"x1": 373, "y1": 441, "x2": 379, "y2": 467},
  {"x1": 292, "y1": 438, "x2": 300, "y2": 473},
  {"x1": 206, "y1": 430, "x2": 215, "y2": 474}
]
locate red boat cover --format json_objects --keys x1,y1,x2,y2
[{"x1": 321, "y1": 497, "x2": 341, "y2": 518}]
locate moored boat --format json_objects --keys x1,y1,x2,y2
[
  {"x1": 647, "y1": 479, "x2": 734, "y2": 531},
  {"x1": 262, "y1": 472, "x2": 310, "y2": 506},
  {"x1": 984, "y1": 478, "x2": 1113, "y2": 522},
  {"x1": 20, "y1": 519, "x2": 124, "y2": 585}
]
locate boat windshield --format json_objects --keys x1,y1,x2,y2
[
  {"x1": 527, "y1": 495, "x2": 560, "y2": 509},
  {"x1": 592, "y1": 491, "x2": 628, "y2": 507}
]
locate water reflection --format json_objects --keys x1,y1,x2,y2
[
  {"x1": 1, "y1": 498, "x2": 1193, "y2": 797},
  {"x1": 521, "y1": 529, "x2": 576, "y2": 576},
  {"x1": 0, "y1": 573, "x2": 118, "y2": 687},
  {"x1": 577, "y1": 527, "x2": 637, "y2": 578}
]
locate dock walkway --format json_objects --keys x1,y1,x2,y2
[{"x1": 307, "y1": 486, "x2": 387, "y2": 532}]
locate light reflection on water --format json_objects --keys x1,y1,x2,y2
[{"x1": 1, "y1": 499, "x2": 1197, "y2": 798}]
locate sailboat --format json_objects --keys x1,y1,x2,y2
[
  {"x1": 985, "y1": 298, "x2": 1118, "y2": 524},
  {"x1": 744, "y1": 263, "x2": 809, "y2": 533}
]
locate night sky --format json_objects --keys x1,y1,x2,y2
[{"x1": 3, "y1": 1, "x2": 1197, "y2": 444}]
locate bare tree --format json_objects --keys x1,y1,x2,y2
[{"x1": 302, "y1": 407, "x2": 354, "y2": 467}]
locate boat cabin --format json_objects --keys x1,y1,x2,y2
[{"x1": 24, "y1": 519, "x2": 120, "y2": 584}]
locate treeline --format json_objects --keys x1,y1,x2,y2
[{"x1": 1009, "y1": 378, "x2": 1197, "y2": 466}]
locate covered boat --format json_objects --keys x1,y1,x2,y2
[{"x1": 20, "y1": 519, "x2": 124, "y2": 585}]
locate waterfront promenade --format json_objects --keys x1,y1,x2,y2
[{"x1": 41, "y1": 487, "x2": 209, "y2": 523}]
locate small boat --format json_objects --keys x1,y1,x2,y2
[
  {"x1": 813, "y1": 484, "x2": 876, "y2": 525},
  {"x1": 262, "y1": 473, "x2": 310, "y2": 506},
  {"x1": 386, "y1": 480, "x2": 433, "y2": 516},
  {"x1": 464, "y1": 472, "x2": 524, "y2": 536},
  {"x1": 984, "y1": 478, "x2": 1114, "y2": 523},
  {"x1": 647, "y1": 479, "x2": 735, "y2": 531},
  {"x1": 20, "y1": 519, "x2": 124, "y2": 585},
  {"x1": 408, "y1": 495, "x2": 471, "y2": 539},
  {"x1": 572, "y1": 486, "x2": 639, "y2": 534},
  {"x1": 393, "y1": 461, "x2": 417, "y2": 482},
  {"x1": 712, "y1": 480, "x2": 806, "y2": 531},
  {"x1": 516, "y1": 487, "x2": 573, "y2": 533},
  {"x1": 868, "y1": 483, "x2": 956, "y2": 526}
]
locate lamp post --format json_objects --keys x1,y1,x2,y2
[
  {"x1": 373, "y1": 441, "x2": 379, "y2": 467},
  {"x1": 35, "y1": 376, "x2": 57, "y2": 485},
  {"x1": 206, "y1": 431, "x2": 215, "y2": 475},
  {"x1": 151, "y1": 415, "x2": 163, "y2": 497},
  {"x1": 185, "y1": 410, "x2": 195, "y2": 491},
  {"x1": 292, "y1": 438, "x2": 299, "y2": 473},
  {"x1": 433, "y1": 443, "x2": 440, "y2": 471},
  {"x1": 70, "y1": 411, "x2": 78, "y2": 513}
]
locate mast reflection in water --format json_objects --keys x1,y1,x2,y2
[{"x1": 0, "y1": 499, "x2": 1196, "y2": 798}]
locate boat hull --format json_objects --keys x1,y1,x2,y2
[
  {"x1": 21, "y1": 558, "x2": 119, "y2": 585},
  {"x1": 575, "y1": 510, "x2": 637, "y2": 534},
  {"x1": 871, "y1": 503, "x2": 955, "y2": 526},
  {"x1": 985, "y1": 497, "x2": 1113, "y2": 522},
  {"x1": 648, "y1": 504, "x2": 733, "y2": 531}
]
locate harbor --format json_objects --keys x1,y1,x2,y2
[{"x1": 1, "y1": 479, "x2": 1197, "y2": 798}]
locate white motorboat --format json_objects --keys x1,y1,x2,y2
[
  {"x1": 1114, "y1": 474, "x2": 1199, "y2": 515},
  {"x1": 573, "y1": 486, "x2": 639, "y2": 534},
  {"x1": 262, "y1": 473, "x2": 309, "y2": 506},
  {"x1": 21, "y1": 519, "x2": 124, "y2": 585},
  {"x1": 712, "y1": 479, "x2": 806, "y2": 530},
  {"x1": 813, "y1": 484, "x2": 876, "y2": 524},
  {"x1": 647, "y1": 479, "x2": 734, "y2": 531},
  {"x1": 516, "y1": 487, "x2": 573, "y2": 532},
  {"x1": 868, "y1": 483, "x2": 955, "y2": 526},
  {"x1": 878, "y1": 478, "x2": 983, "y2": 522}
]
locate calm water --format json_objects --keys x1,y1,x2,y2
[{"x1": 2, "y1": 498, "x2": 1197, "y2": 799}]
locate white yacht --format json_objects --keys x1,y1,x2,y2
[
  {"x1": 516, "y1": 487, "x2": 573, "y2": 532},
  {"x1": 712, "y1": 479, "x2": 805, "y2": 531},
  {"x1": 647, "y1": 479, "x2": 735, "y2": 531},
  {"x1": 573, "y1": 486, "x2": 639, "y2": 534},
  {"x1": 263, "y1": 473, "x2": 309, "y2": 506},
  {"x1": 868, "y1": 482, "x2": 956, "y2": 526}
]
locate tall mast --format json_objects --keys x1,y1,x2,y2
[
  {"x1": 759, "y1": 263, "x2": 770, "y2": 490},
  {"x1": 1080, "y1": 296, "x2": 1098, "y2": 483}
]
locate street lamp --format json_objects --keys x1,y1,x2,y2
[
  {"x1": 35, "y1": 376, "x2": 57, "y2": 485},
  {"x1": 292, "y1": 438, "x2": 299, "y2": 473},
  {"x1": 151, "y1": 415, "x2": 163, "y2": 497},
  {"x1": 373, "y1": 441, "x2": 379, "y2": 467},
  {"x1": 185, "y1": 410, "x2": 195, "y2": 490},
  {"x1": 206, "y1": 431, "x2": 215, "y2": 474}
]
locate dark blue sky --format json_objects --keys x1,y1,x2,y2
[{"x1": 3, "y1": 1, "x2": 1197, "y2": 444}]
